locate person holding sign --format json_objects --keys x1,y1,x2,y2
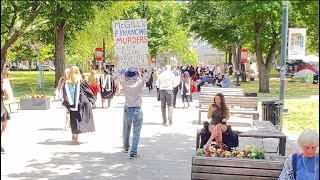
[{"x1": 113, "y1": 54, "x2": 152, "y2": 159}]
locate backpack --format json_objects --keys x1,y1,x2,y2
[
  {"x1": 200, "y1": 121, "x2": 239, "y2": 151},
  {"x1": 292, "y1": 153, "x2": 298, "y2": 179}
]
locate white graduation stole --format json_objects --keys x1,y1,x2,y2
[
  {"x1": 64, "y1": 81, "x2": 80, "y2": 111},
  {"x1": 181, "y1": 78, "x2": 191, "y2": 95},
  {"x1": 101, "y1": 74, "x2": 111, "y2": 91}
]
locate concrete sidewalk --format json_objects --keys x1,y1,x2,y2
[{"x1": 1, "y1": 88, "x2": 300, "y2": 179}]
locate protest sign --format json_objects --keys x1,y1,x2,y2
[{"x1": 112, "y1": 19, "x2": 149, "y2": 69}]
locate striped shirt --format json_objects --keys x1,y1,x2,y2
[{"x1": 114, "y1": 67, "x2": 152, "y2": 107}]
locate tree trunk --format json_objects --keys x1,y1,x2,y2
[
  {"x1": 231, "y1": 42, "x2": 237, "y2": 67},
  {"x1": 54, "y1": 20, "x2": 66, "y2": 88},
  {"x1": 1, "y1": 31, "x2": 20, "y2": 74}
]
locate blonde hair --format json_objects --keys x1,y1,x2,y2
[
  {"x1": 88, "y1": 70, "x2": 97, "y2": 86},
  {"x1": 298, "y1": 129, "x2": 319, "y2": 148},
  {"x1": 68, "y1": 66, "x2": 81, "y2": 85}
]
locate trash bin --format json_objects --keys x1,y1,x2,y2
[{"x1": 262, "y1": 100, "x2": 283, "y2": 125}]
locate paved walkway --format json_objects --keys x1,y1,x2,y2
[{"x1": 1, "y1": 88, "x2": 301, "y2": 179}]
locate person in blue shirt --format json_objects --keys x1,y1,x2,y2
[
  {"x1": 222, "y1": 74, "x2": 231, "y2": 88},
  {"x1": 279, "y1": 129, "x2": 319, "y2": 180},
  {"x1": 197, "y1": 73, "x2": 209, "y2": 92}
]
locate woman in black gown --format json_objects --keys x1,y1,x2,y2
[
  {"x1": 1, "y1": 75, "x2": 11, "y2": 153},
  {"x1": 62, "y1": 66, "x2": 96, "y2": 144},
  {"x1": 99, "y1": 69, "x2": 115, "y2": 108}
]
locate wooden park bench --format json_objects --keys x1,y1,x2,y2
[
  {"x1": 191, "y1": 156, "x2": 284, "y2": 180},
  {"x1": 198, "y1": 95, "x2": 259, "y2": 124},
  {"x1": 2, "y1": 78, "x2": 19, "y2": 113},
  {"x1": 196, "y1": 120, "x2": 287, "y2": 156}
]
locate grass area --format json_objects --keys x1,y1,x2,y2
[
  {"x1": 283, "y1": 99, "x2": 319, "y2": 133},
  {"x1": 231, "y1": 78, "x2": 319, "y2": 99},
  {"x1": 7, "y1": 71, "x2": 320, "y2": 134},
  {"x1": 9, "y1": 71, "x2": 56, "y2": 99}
]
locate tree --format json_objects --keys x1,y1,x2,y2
[
  {"x1": 1, "y1": 1, "x2": 50, "y2": 73},
  {"x1": 117, "y1": 1, "x2": 196, "y2": 64},
  {"x1": 186, "y1": 1, "x2": 319, "y2": 93}
]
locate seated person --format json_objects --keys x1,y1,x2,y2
[
  {"x1": 216, "y1": 73, "x2": 223, "y2": 87},
  {"x1": 197, "y1": 73, "x2": 209, "y2": 92},
  {"x1": 279, "y1": 129, "x2": 319, "y2": 179},
  {"x1": 222, "y1": 74, "x2": 231, "y2": 88}
]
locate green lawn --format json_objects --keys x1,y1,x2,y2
[
  {"x1": 231, "y1": 78, "x2": 319, "y2": 99},
  {"x1": 9, "y1": 71, "x2": 56, "y2": 99},
  {"x1": 7, "y1": 71, "x2": 320, "y2": 133}
]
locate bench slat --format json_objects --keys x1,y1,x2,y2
[
  {"x1": 192, "y1": 157, "x2": 284, "y2": 170},
  {"x1": 192, "y1": 173, "x2": 278, "y2": 180},
  {"x1": 192, "y1": 166, "x2": 281, "y2": 177}
]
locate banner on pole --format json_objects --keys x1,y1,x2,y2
[
  {"x1": 240, "y1": 48, "x2": 249, "y2": 63},
  {"x1": 95, "y1": 47, "x2": 103, "y2": 62},
  {"x1": 112, "y1": 19, "x2": 149, "y2": 69},
  {"x1": 288, "y1": 28, "x2": 307, "y2": 60}
]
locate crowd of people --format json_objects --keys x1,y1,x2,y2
[{"x1": 1, "y1": 56, "x2": 319, "y2": 179}]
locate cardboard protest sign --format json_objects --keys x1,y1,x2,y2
[{"x1": 112, "y1": 19, "x2": 149, "y2": 69}]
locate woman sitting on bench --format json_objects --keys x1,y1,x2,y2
[{"x1": 205, "y1": 93, "x2": 230, "y2": 148}]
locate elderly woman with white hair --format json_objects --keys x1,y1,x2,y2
[{"x1": 278, "y1": 129, "x2": 319, "y2": 180}]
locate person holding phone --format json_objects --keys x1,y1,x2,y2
[{"x1": 205, "y1": 93, "x2": 230, "y2": 148}]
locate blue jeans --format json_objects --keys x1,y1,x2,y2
[{"x1": 123, "y1": 107, "x2": 143, "y2": 155}]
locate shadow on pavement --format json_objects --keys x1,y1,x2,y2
[{"x1": 6, "y1": 133, "x2": 194, "y2": 179}]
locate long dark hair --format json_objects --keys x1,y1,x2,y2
[{"x1": 213, "y1": 93, "x2": 229, "y2": 118}]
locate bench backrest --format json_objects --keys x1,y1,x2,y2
[
  {"x1": 201, "y1": 87, "x2": 244, "y2": 93},
  {"x1": 191, "y1": 156, "x2": 284, "y2": 180},
  {"x1": 199, "y1": 96, "x2": 258, "y2": 109}
]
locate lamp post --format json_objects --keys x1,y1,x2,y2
[
  {"x1": 279, "y1": 0, "x2": 289, "y2": 131},
  {"x1": 235, "y1": 35, "x2": 241, "y2": 86}
]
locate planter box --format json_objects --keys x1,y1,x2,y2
[
  {"x1": 20, "y1": 98, "x2": 50, "y2": 110},
  {"x1": 191, "y1": 156, "x2": 284, "y2": 180}
]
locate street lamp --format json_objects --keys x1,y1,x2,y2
[
  {"x1": 235, "y1": 35, "x2": 241, "y2": 86},
  {"x1": 279, "y1": 0, "x2": 289, "y2": 131}
]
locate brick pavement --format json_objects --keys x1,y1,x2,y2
[{"x1": 1, "y1": 88, "x2": 301, "y2": 179}]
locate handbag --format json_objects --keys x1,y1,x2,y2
[{"x1": 191, "y1": 84, "x2": 197, "y2": 93}]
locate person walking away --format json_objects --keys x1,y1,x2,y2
[
  {"x1": 1, "y1": 75, "x2": 11, "y2": 154},
  {"x1": 278, "y1": 129, "x2": 319, "y2": 179},
  {"x1": 113, "y1": 54, "x2": 152, "y2": 159},
  {"x1": 171, "y1": 64, "x2": 181, "y2": 108},
  {"x1": 146, "y1": 70, "x2": 154, "y2": 91},
  {"x1": 156, "y1": 65, "x2": 177, "y2": 125},
  {"x1": 180, "y1": 71, "x2": 191, "y2": 108},
  {"x1": 87, "y1": 70, "x2": 99, "y2": 108},
  {"x1": 62, "y1": 66, "x2": 96, "y2": 145},
  {"x1": 99, "y1": 69, "x2": 115, "y2": 108}
]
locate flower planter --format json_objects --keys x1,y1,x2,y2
[
  {"x1": 191, "y1": 156, "x2": 284, "y2": 180},
  {"x1": 20, "y1": 97, "x2": 50, "y2": 110}
]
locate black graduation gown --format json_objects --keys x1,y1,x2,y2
[
  {"x1": 1, "y1": 89, "x2": 10, "y2": 122},
  {"x1": 99, "y1": 74, "x2": 115, "y2": 99},
  {"x1": 62, "y1": 80, "x2": 96, "y2": 134}
]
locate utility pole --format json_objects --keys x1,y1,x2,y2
[
  {"x1": 279, "y1": 0, "x2": 289, "y2": 130},
  {"x1": 103, "y1": 38, "x2": 106, "y2": 69},
  {"x1": 235, "y1": 35, "x2": 241, "y2": 86}
]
